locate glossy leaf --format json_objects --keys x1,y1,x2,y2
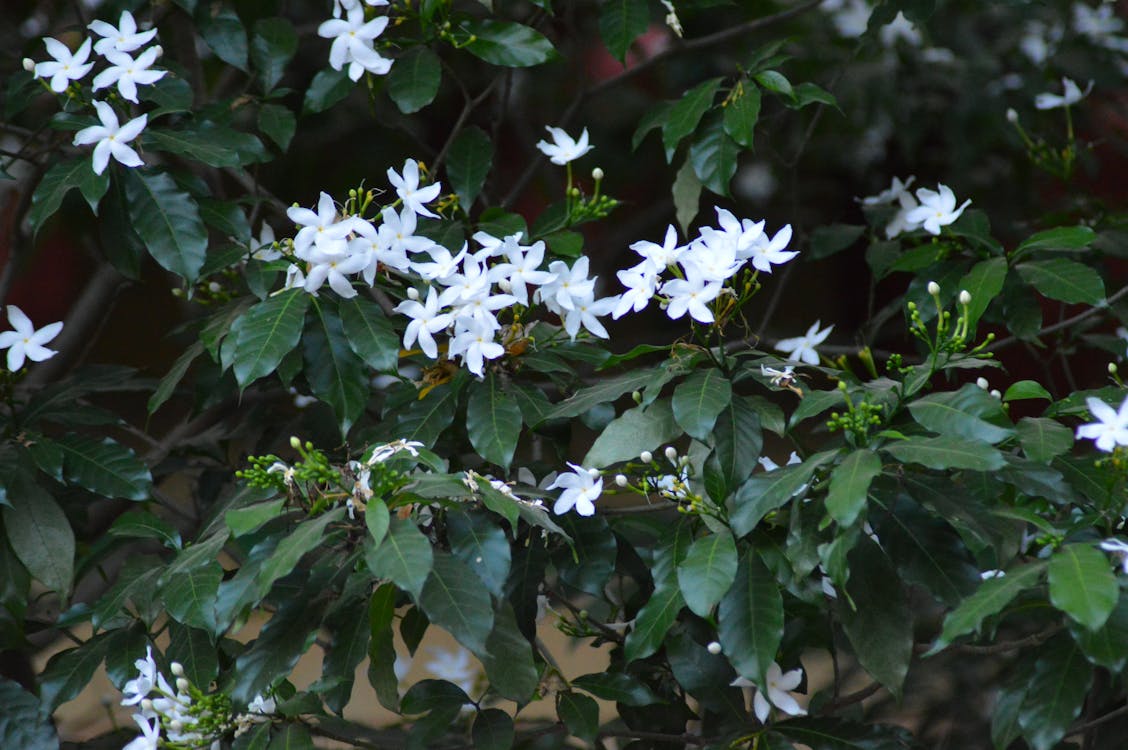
[
  {"x1": 230, "y1": 289, "x2": 309, "y2": 387},
  {"x1": 108, "y1": 511, "x2": 182, "y2": 549},
  {"x1": 304, "y1": 303, "x2": 368, "y2": 435},
  {"x1": 623, "y1": 583, "x2": 684, "y2": 662},
  {"x1": 258, "y1": 103, "x2": 296, "y2": 150},
  {"x1": 1017, "y1": 258, "x2": 1105, "y2": 305},
  {"x1": 543, "y1": 366, "x2": 665, "y2": 421},
  {"x1": 1070, "y1": 595, "x2": 1128, "y2": 671},
  {"x1": 0, "y1": 677, "x2": 58, "y2": 750},
  {"x1": 168, "y1": 622, "x2": 219, "y2": 688},
  {"x1": 125, "y1": 170, "x2": 208, "y2": 283},
  {"x1": 730, "y1": 451, "x2": 836, "y2": 537},
  {"x1": 38, "y1": 634, "x2": 111, "y2": 710},
  {"x1": 931, "y1": 562, "x2": 1046, "y2": 651},
  {"x1": 676, "y1": 530, "x2": 738, "y2": 617},
  {"x1": 163, "y1": 562, "x2": 222, "y2": 634},
  {"x1": 557, "y1": 691, "x2": 599, "y2": 744},
  {"x1": 689, "y1": 115, "x2": 739, "y2": 196},
  {"x1": 448, "y1": 510, "x2": 510, "y2": 597},
  {"x1": 231, "y1": 597, "x2": 327, "y2": 705},
  {"x1": 672, "y1": 157, "x2": 702, "y2": 232},
  {"x1": 447, "y1": 126, "x2": 493, "y2": 209},
  {"x1": 712, "y1": 395, "x2": 764, "y2": 498},
  {"x1": 572, "y1": 672, "x2": 662, "y2": 706},
  {"x1": 388, "y1": 45, "x2": 442, "y2": 113},
  {"x1": 599, "y1": 0, "x2": 649, "y2": 63},
  {"x1": 458, "y1": 21, "x2": 557, "y2": 67},
  {"x1": 55, "y1": 434, "x2": 151, "y2": 501},
  {"x1": 1014, "y1": 225, "x2": 1095, "y2": 255},
  {"x1": 883, "y1": 436, "x2": 1006, "y2": 471},
  {"x1": 197, "y1": 4, "x2": 248, "y2": 70},
  {"x1": 467, "y1": 374, "x2": 522, "y2": 471},
  {"x1": 303, "y1": 68, "x2": 352, "y2": 114},
  {"x1": 663, "y1": 78, "x2": 722, "y2": 159},
  {"x1": 907, "y1": 384, "x2": 1014, "y2": 444},
  {"x1": 226, "y1": 499, "x2": 286, "y2": 538},
  {"x1": 723, "y1": 79, "x2": 761, "y2": 148},
  {"x1": 28, "y1": 157, "x2": 94, "y2": 234},
  {"x1": 2, "y1": 480, "x2": 73, "y2": 596},
  {"x1": 419, "y1": 552, "x2": 494, "y2": 653},
  {"x1": 825, "y1": 449, "x2": 881, "y2": 527},
  {"x1": 473, "y1": 708, "x2": 515, "y2": 750},
  {"x1": 717, "y1": 552, "x2": 783, "y2": 686},
  {"x1": 958, "y1": 257, "x2": 1007, "y2": 334},
  {"x1": 480, "y1": 602, "x2": 538, "y2": 702},
  {"x1": 395, "y1": 382, "x2": 460, "y2": 447},
  {"x1": 1047, "y1": 544, "x2": 1117, "y2": 631},
  {"x1": 1016, "y1": 417, "x2": 1073, "y2": 463},
  {"x1": 250, "y1": 17, "x2": 297, "y2": 92},
  {"x1": 672, "y1": 367, "x2": 732, "y2": 441},
  {"x1": 337, "y1": 295, "x2": 399, "y2": 372},
  {"x1": 583, "y1": 399, "x2": 682, "y2": 468},
  {"x1": 144, "y1": 123, "x2": 265, "y2": 167},
  {"x1": 1004, "y1": 380, "x2": 1052, "y2": 402},
  {"x1": 1017, "y1": 637, "x2": 1092, "y2": 750},
  {"x1": 254, "y1": 509, "x2": 343, "y2": 601},
  {"x1": 365, "y1": 518, "x2": 433, "y2": 598}
]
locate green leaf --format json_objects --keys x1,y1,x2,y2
[
  {"x1": 883, "y1": 436, "x2": 1005, "y2": 471},
  {"x1": 269, "y1": 725, "x2": 315, "y2": 750},
  {"x1": 125, "y1": 170, "x2": 208, "y2": 283},
  {"x1": 447, "y1": 126, "x2": 493, "y2": 210},
  {"x1": 572, "y1": 672, "x2": 662, "y2": 706},
  {"x1": 458, "y1": 20, "x2": 557, "y2": 67},
  {"x1": 365, "y1": 499, "x2": 390, "y2": 551},
  {"x1": 304, "y1": 303, "x2": 369, "y2": 435},
  {"x1": 839, "y1": 538, "x2": 912, "y2": 696},
  {"x1": 108, "y1": 511, "x2": 182, "y2": 549},
  {"x1": 542, "y1": 366, "x2": 664, "y2": 421},
  {"x1": 38, "y1": 634, "x2": 111, "y2": 710},
  {"x1": 632, "y1": 100, "x2": 672, "y2": 151},
  {"x1": 769, "y1": 718, "x2": 915, "y2": 750},
  {"x1": 557, "y1": 692, "x2": 599, "y2": 744},
  {"x1": 303, "y1": 68, "x2": 353, "y2": 114},
  {"x1": 717, "y1": 551, "x2": 783, "y2": 686},
  {"x1": 230, "y1": 289, "x2": 310, "y2": 387},
  {"x1": 672, "y1": 158, "x2": 702, "y2": 233},
  {"x1": 809, "y1": 223, "x2": 864, "y2": 260},
  {"x1": 480, "y1": 602, "x2": 538, "y2": 701},
  {"x1": 396, "y1": 381, "x2": 460, "y2": 447},
  {"x1": 2, "y1": 480, "x2": 73, "y2": 596},
  {"x1": 689, "y1": 115, "x2": 739, "y2": 196},
  {"x1": 0, "y1": 677, "x2": 58, "y2": 750},
  {"x1": 958, "y1": 257, "x2": 1007, "y2": 334},
  {"x1": 336, "y1": 295, "x2": 399, "y2": 372},
  {"x1": 255, "y1": 509, "x2": 344, "y2": 600},
  {"x1": 1017, "y1": 637, "x2": 1092, "y2": 750},
  {"x1": 722, "y1": 79, "x2": 761, "y2": 149},
  {"x1": 144, "y1": 123, "x2": 266, "y2": 167},
  {"x1": 554, "y1": 516, "x2": 615, "y2": 595},
  {"x1": 467, "y1": 374, "x2": 522, "y2": 471},
  {"x1": 730, "y1": 451, "x2": 836, "y2": 537},
  {"x1": 598, "y1": 0, "x2": 649, "y2": 62},
  {"x1": 1070, "y1": 595, "x2": 1128, "y2": 671},
  {"x1": 250, "y1": 17, "x2": 297, "y2": 92},
  {"x1": 663, "y1": 78, "x2": 722, "y2": 159},
  {"x1": 168, "y1": 622, "x2": 219, "y2": 688},
  {"x1": 197, "y1": 4, "x2": 248, "y2": 70},
  {"x1": 1014, "y1": 225, "x2": 1095, "y2": 255},
  {"x1": 387, "y1": 45, "x2": 442, "y2": 113},
  {"x1": 226, "y1": 499, "x2": 286, "y2": 537},
  {"x1": 583, "y1": 399, "x2": 682, "y2": 468},
  {"x1": 473, "y1": 708, "x2": 515, "y2": 750},
  {"x1": 754, "y1": 70, "x2": 794, "y2": 99},
  {"x1": 672, "y1": 368, "x2": 732, "y2": 441},
  {"x1": 1017, "y1": 258, "x2": 1105, "y2": 305},
  {"x1": 142, "y1": 75, "x2": 194, "y2": 117},
  {"x1": 1003, "y1": 380, "x2": 1052, "y2": 402},
  {"x1": 163, "y1": 562, "x2": 222, "y2": 634},
  {"x1": 711, "y1": 395, "x2": 763, "y2": 499},
  {"x1": 1047, "y1": 544, "x2": 1117, "y2": 631},
  {"x1": 1016, "y1": 417, "x2": 1073, "y2": 463},
  {"x1": 623, "y1": 583, "x2": 684, "y2": 662},
  {"x1": 825, "y1": 449, "x2": 881, "y2": 527},
  {"x1": 28, "y1": 157, "x2": 93, "y2": 234},
  {"x1": 56, "y1": 434, "x2": 152, "y2": 500},
  {"x1": 367, "y1": 583, "x2": 401, "y2": 711},
  {"x1": 231, "y1": 597, "x2": 326, "y2": 705},
  {"x1": 448, "y1": 510, "x2": 510, "y2": 597},
  {"x1": 677, "y1": 530, "x2": 738, "y2": 616},
  {"x1": 258, "y1": 103, "x2": 296, "y2": 150},
  {"x1": 419, "y1": 552, "x2": 494, "y2": 653},
  {"x1": 365, "y1": 518, "x2": 433, "y2": 598},
  {"x1": 931, "y1": 562, "x2": 1046, "y2": 652},
  {"x1": 907, "y1": 385, "x2": 1014, "y2": 445},
  {"x1": 791, "y1": 81, "x2": 839, "y2": 109}
]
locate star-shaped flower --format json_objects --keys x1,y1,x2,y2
[
  {"x1": 536, "y1": 126, "x2": 594, "y2": 165},
  {"x1": 547, "y1": 463, "x2": 602, "y2": 516},
  {"x1": 387, "y1": 159, "x2": 442, "y2": 218},
  {"x1": 89, "y1": 10, "x2": 158, "y2": 55},
  {"x1": 0, "y1": 305, "x2": 63, "y2": 372},
  {"x1": 91, "y1": 46, "x2": 167, "y2": 103},
  {"x1": 1075, "y1": 394, "x2": 1128, "y2": 452},
  {"x1": 904, "y1": 184, "x2": 971, "y2": 236},
  {"x1": 72, "y1": 101, "x2": 148, "y2": 175},
  {"x1": 775, "y1": 321, "x2": 833, "y2": 366},
  {"x1": 34, "y1": 37, "x2": 94, "y2": 93},
  {"x1": 731, "y1": 661, "x2": 807, "y2": 723},
  {"x1": 1035, "y1": 76, "x2": 1093, "y2": 110}
]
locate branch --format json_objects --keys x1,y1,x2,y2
[
  {"x1": 985, "y1": 283, "x2": 1128, "y2": 353},
  {"x1": 819, "y1": 681, "x2": 883, "y2": 713},
  {"x1": 597, "y1": 728, "x2": 722, "y2": 746},
  {"x1": 914, "y1": 625, "x2": 1063, "y2": 656},
  {"x1": 1065, "y1": 702, "x2": 1128, "y2": 738}
]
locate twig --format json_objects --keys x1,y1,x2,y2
[
  {"x1": 597, "y1": 728, "x2": 721, "y2": 746},
  {"x1": 819, "y1": 681, "x2": 883, "y2": 713},
  {"x1": 915, "y1": 625, "x2": 1063, "y2": 655},
  {"x1": 985, "y1": 283, "x2": 1128, "y2": 353},
  {"x1": 1065, "y1": 703, "x2": 1128, "y2": 738}
]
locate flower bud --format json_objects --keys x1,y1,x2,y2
[
  {"x1": 22, "y1": 58, "x2": 35, "y2": 72},
  {"x1": 591, "y1": 167, "x2": 604, "y2": 181},
  {"x1": 976, "y1": 377, "x2": 989, "y2": 390},
  {"x1": 990, "y1": 389, "x2": 1002, "y2": 400},
  {"x1": 631, "y1": 390, "x2": 642, "y2": 404},
  {"x1": 290, "y1": 435, "x2": 301, "y2": 450},
  {"x1": 497, "y1": 278, "x2": 512, "y2": 293},
  {"x1": 927, "y1": 281, "x2": 940, "y2": 296},
  {"x1": 959, "y1": 290, "x2": 972, "y2": 305},
  {"x1": 640, "y1": 451, "x2": 653, "y2": 464},
  {"x1": 176, "y1": 677, "x2": 190, "y2": 692},
  {"x1": 208, "y1": 281, "x2": 222, "y2": 293},
  {"x1": 615, "y1": 474, "x2": 628, "y2": 487},
  {"x1": 170, "y1": 720, "x2": 183, "y2": 733},
  {"x1": 141, "y1": 699, "x2": 154, "y2": 711},
  {"x1": 706, "y1": 641, "x2": 722, "y2": 655},
  {"x1": 171, "y1": 662, "x2": 185, "y2": 677},
  {"x1": 152, "y1": 45, "x2": 163, "y2": 58},
  {"x1": 664, "y1": 446, "x2": 678, "y2": 463},
  {"x1": 587, "y1": 467, "x2": 600, "y2": 478},
  {"x1": 1006, "y1": 108, "x2": 1018, "y2": 123},
  {"x1": 1110, "y1": 362, "x2": 1119, "y2": 375},
  {"x1": 406, "y1": 287, "x2": 419, "y2": 300}
]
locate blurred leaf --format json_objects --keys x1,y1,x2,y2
[
  {"x1": 672, "y1": 368, "x2": 732, "y2": 441},
  {"x1": 197, "y1": 3, "x2": 248, "y2": 70},
  {"x1": 689, "y1": 115, "x2": 739, "y2": 196},
  {"x1": 387, "y1": 46, "x2": 442, "y2": 113},
  {"x1": 368, "y1": 583, "x2": 401, "y2": 711},
  {"x1": 304, "y1": 68, "x2": 353, "y2": 114},
  {"x1": 142, "y1": 76, "x2": 194, "y2": 116},
  {"x1": 672, "y1": 158, "x2": 702, "y2": 233},
  {"x1": 365, "y1": 518, "x2": 433, "y2": 598},
  {"x1": 38, "y1": 633, "x2": 111, "y2": 710},
  {"x1": 27, "y1": 158, "x2": 91, "y2": 235},
  {"x1": 269, "y1": 725, "x2": 315, "y2": 749},
  {"x1": 480, "y1": 602, "x2": 538, "y2": 701},
  {"x1": 457, "y1": 20, "x2": 557, "y2": 67},
  {"x1": 396, "y1": 381, "x2": 460, "y2": 448},
  {"x1": 1048, "y1": 544, "x2": 1117, "y2": 631},
  {"x1": 810, "y1": 223, "x2": 864, "y2": 260},
  {"x1": 304, "y1": 303, "x2": 368, "y2": 435},
  {"x1": 1017, "y1": 259, "x2": 1105, "y2": 305},
  {"x1": 663, "y1": 78, "x2": 722, "y2": 159},
  {"x1": 1017, "y1": 637, "x2": 1092, "y2": 750},
  {"x1": 251, "y1": 17, "x2": 297, "y2": 92},
  {"x1": 448, "y1": 510, "x2": 510, "y2": 597},
  {"x1": 723, "y1": 79, "x2": 761, "y2": 149},
  {"x1": 677, "y1": 530, "x2": 738, "y2": 617},
  {"x1": 365, "y1": 499, "x2": 390, "y2": 551},
  {"x1": 557, "y1": 691, "x2": 599, "y2": 744},
  {"x1": 883, "y1": 436, "x2": 1005, "y2": 471},
  {"x1": 907, "y1": 385, "x2": 1014, "y2": 444},
  {"x1": 584, "y1": 399, "x2": 681, "y2": 468},
  {"x1": 791, "y1": 81, "x2": 838, "y2": 109},
  {"x1": 473, "y1": 708, "x2": 515, "y2": 750},
  {"x1": 599, "y1": 0, "x2": 649, "y2": 63},
  {"x1": 717, "y1": 551, "x2": 782, "y2": 687},
  {"x1": 826, "y1": 449, "x2": 881, "y2": 527},
  {"x1": 1070, "y1": 595, "x2": 1128, "y2": 671},
  {"x1": 754, "y1": 70, "x2": 793, "y2": 99},
  {"x1": 258, "y1": 103, "x2": 296, "y2": 150},
  {"x1": 108, "y1": 511, "x2": 181, "y2": 549},
  {"x1": 145, "y1": 123, "x2": 266, "y2": 167},
  {"x1": 1016, "y1": 417, "x2": 1073, "y2": 463},
  {"x1": 420, "y1": 552, "x2": 494, "y2": 653},
  {"x1": 467, "y1": 374, "x2": 522, "y2": 471},
  {"x1": 0, "y1": 677, "x2": 57, "y2": 750},
  {"x1": 57, "y1": 434, "x2": 151, "y2": 501},
  {"x1": 769, "y1": 717, "x2": 915, "y2": 749},
  {"x1": 543, "y1": 365, "x2": 664, "y2": 421},
  {"x1": 230, "y1": 289, "x2": 309, "y2": 387},
  {"x1": 930, "y1": 562, "x2": 1046, "y2": 652},
  {"x1": 447, "y1": 126, "x2": 493, "y2": 209},
  {"x1": 572, "y1": 672, "x2": 662, "y2": 706},
  {"x1": 2, "y1": 479, "x2": 73, "y2": 596},
  {"x1": 554, "y1": 515, "x2": 615, "y2": 595},
  {"x1": 125, "y1": 170, "x2": 208, "y2": 283},
  {"x1": 840, "y1": 537, "x2": 912, "y2": 696},
  {"x1": 231, "y1": 597, "x2": 327, "y2": 705}
]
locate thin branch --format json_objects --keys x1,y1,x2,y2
[
  {"x1": 597, "y1": 728, "x2": 722, "y2": 746},
  {"x1": 914, "y1": 625, "x2": 1063, "y2": 655},
  {"x1": 985, "y1": 283, "x2": 1128, "y2": 353},
  {"x1": 819, "y1": 681, "x2": 883, "y2": 713},
  {"x1": 1065, "y1": 702, "x2": 1128, "y2": 738}
]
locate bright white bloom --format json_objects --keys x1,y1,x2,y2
[
  {"x1": 1075, "y1": 395, "x2": 1128, "y2": 452},
  {"x1": 1099, "y1": 538, "x2": 1128, "y2": 575},
  {"x1": 758, "y1": 451, "x2": 801, "y2": 473},
  {"x1": 425, "y1": 646, "x2": 478, "y2": 695},
  {"x1": 246, "y1": 694, "x2": 277, "y2": 715},
  {"x1": 536, "y1": 126, "x2": 594, "y2": 165},
  {"x1": 1073, "y1": 2, "x2": 1128, "y2": 52},
  {"x1": 746, "y1": 224, "x2": 797, "y2": 273},
  {"x1": 375, "y1": 207, "x2": 434, "y2": 266},
  {"x1": 318, "y1": 5, "x2": 392, "y2": 81},
  {"x1": 413, "y1": 243, "x2": 468, "y2": 283},
  {"x1": 979, "y1": 569, "x2": 1006, "y2": 580},
  {"x1": 122, "y1": 713, "x2": 161, "y2": 750},
  {"x1": 539, "y1": 257, "x2": 596, "y2": 314},
  {"x1": 33, "y1": 37, "x2": 94, "y2": 92},
  {"x1": 775, "y1": 321, "x2": 832, "y2": 366},
  {"x1": 121, "y1": 647, "x2": 163, "y2": 707},
  {"x1": 905, "y1": 184, "x2": 971, "y2": 236},
  {"x1": 0, "y1": 305, "x2": 63, "y2": 372},
  {"x1": 662, "y1": 268, "x2": 723, "y2": 324},
  {"x1": 89, "y1": 11, "x2": 158, "y2": 55},
  {"x1": 367, "y1": 439, "x2": 424, "y2": 464},
  {"x1": 1019, "y1": 20, "x2": 1062, "y2": 64},
  {"x1": 547, "y1": 462, "x2": 602, "y2": 516},
  {"x1": 822, "y1": 0, "x2": 870, "y2": 38},
  {"x1": 388, "y1": 159, "x2": 442, "y2": 218},
  {"x1": 612, "y1": 266, "x2": 659, "y2": 319},
  {"x1": 761, "y1": 365, "x2": 796, "y2": 388},
  {"x1": 885, "y1": 189, "x2": 922, "y2": 239},
  {"x1": 394, "y1": 286, "x2": 452, "y2": 359},
  {"x1": 251, "y1": 223, "x2": 281, "y2": 261},
  {"x1": 73, "y1": 101, "x2": 147, "y2": 175},
  {"x1": 629, "y1": 225, "x2": 686, "y2": 272},
  {"x1": 302, "y1": 243, "x2": 367, "y2": 298},
  {"x1": 499, "y1": 237, "x2": 555, "y2": 306},
  {"x1": 861, "y1": 175, "x2": 915, "y2": 206},
  {"x1": 1034, "y1": 77, "x2": 1093, "y2": 110},
  {"x1": 732, "y1": 661, "x2": 807, "y2": 723},
  {"x1": 562, "y1": 293, "x2": 618, "y2": 340},
  {"x1": 91, "y1": 47, "x2": 166, "y2": 103},
  {"x1": 449, "y1": 319, "x2": 505, "y2": 376}
]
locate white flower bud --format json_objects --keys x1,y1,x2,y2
[
  {"x1": 927, "y1": 281, "x2": 940, "y2": 296},
  {"x1": 587, "y1": 467, "x2": 600, "y2": 478},
  {"x1": 290, "y1": 435, "x2": 301, "y2": 449},
  {"x1": 706, "y1": 641, "x2": 722, "y2": 655},
  {"x1": 406, "y1": 287, "x2": 420, "y2": 300},
  {"x1": 990, "y1": 389, "x2": 1002, "y2": 399},
  {"x1": 615, "y1": 474, "x2": 628, "y2": 487},
  {"x1": 959, "y1": 290, "x2": 972, "y2": 305},
  {"x1": 170, "y1": 720, "x2": 183, "y2": 733},
  {"x1": 208, "y1": 281, "x2": 222, "y2": 293},
  {"x1": 1006, "y1": 108, "x2": 1018, "y2": 123},
  {"x1": 497, "y1": 278, "x2": 512, "y2": 293},
  {"x1": 176, "y1": 677, "x2": 190, "y2": 692},
  {"x1": 591, "y1": 167, "x2": 604, "y2": 181},
  {"x1": 1110, "y1": 362, "x2": 1119, "y2": 375},
  {"x1": 976, "y1": 377, "x2": 989, "y2": 390},
  {"x1": 640, "y1": 451, "x2": 653, "y2": 464},
  {"x1": 22, "y1": 58, "x2": 35, "y2": 72},
  {"x1": 664, "y1": 446, "x2": 678, "y2": 463},
  {"x1": 170, "y1": 662, "x2": 185, "y2": 677},
  {"x1": 141, "y1": 699, "x2": 153, "y2": 711},
  {"x1": 153, "y1": 45, "x2": 164, "y2": 58}
]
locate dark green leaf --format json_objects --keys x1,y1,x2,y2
[
  {"x1": 711, "y1": 395, "x2": 763, "y2": 499},
  {"x1": 543, "y1": 366, "x2": 664, "y2": 421},
  {"x1": 2, "y1": 479, "x2": 73, "y2": 596},
  {"x1": 1017, "y1": 259, "x2": 1105, "y2": 305},
  {"x1": 557, "y1": 691, "x2": 599, "y2": 744},
  {"x1": 730, "y1": 451, "x2": 836, "y2": 537},
  {"x1": 1070, "y1": 595, "x2": 1128, "y2": 671},
  {"x1": 717, "y1": 551, "x2": 782, "y2": 686},
  {"x1": 368, "y1": 583, "x2": 402, "y2": 711},
  {"x1": 56, "y1": 434, "x2": 151, "y2": 500},
  {"x1": 448, "y1": 510, "x2": 510, "y2": 597},
  {"x1": 1017, "y1": 637, "x2": 1092, "y2": 750},
  {"x1": 883, "y1": 436, "x2": 1006, "y2": 471},
  {"x1": 572, "y1": 672, "x2": 662, "y2": 706},
  {"x1": 28, "y1": 158, "x2": 92, "y2": 235},
  {"x1": 303, "y1": 68, "x2": 353, "y2": 114},
  {"x1": 722, "y1": 79, "x2": 761, "y2": 149},
  {"x1": 38, "y1": 634, "x2": 111, "y2": 710},
  {"x1": 1016, "y1": 417, "x2": 1073, "y2": 463},
  {"x1": 335, "y1": 296, "x2": 398, "y2": 373},
  {"x1": 387, "y1": 46, "x2": 442, "y2": 114},
  {"x1": 1004, "y1": 380, "x2": 1052, "y2": 402},
  {"x1": 231, "y1": 597, "x2": 328, "y2": 705},
  {"x1": 672, "y1": 368, "x2": 732, "y2": 441},
  {"x1": 447, "y1": 126, "x2": 493, "y2": 210},
  {"x1": 930, "y1": 562, "x2": 1046, "y2": 651},
  {"x1": 142, "y1": 76, "x2": 194, "y2": 116},
  {"x1": 583, "y1": 399, "x2": 682, "y2": 468},
  {"x1": 473, "y1": 708, "x2": 515, "y2": 750},
  {"x1": 907, "y1": 385, "x2": 1014, "y2": 445},
  {"x1": 164, "y1": 562, "x2": 222, "y2": 633},
  {"x1": 304, "y1": 303, "x2": 368, "y2": 435},
  {"x1": 672, "y1": 157, "x2": 702, "y2": 233},
  {"x1": 230, "y1": 289, "x2": 310, "y2": 387},
  {"x1": 0, "y1": 677, "x2": 58, "y2": 750},
  {"x1": 690, "y1": 115, "x2": 739, "y2": 196},
  {"x1": 254, "y1": 509, "x2": 343, "y2": 601},
  {"x1": 458, "y1": 21, "x2": 557, "y2": 67},
  {"x1": 839, "y1": 538, "x2": 912, "y2": 696},
  {"x1": 677, "y1": 530, "x2": 738, "y2": 617},
  {"x1": 623, "y1": 583, "x2": 684, "y2": 663},
  {"x1": 144, "y1": 123, "x2": 266, "y2": 167},
  {"x1": 125, "y1": 170, "x2": 208, "y2": 283},
  {"x1": 663, "y1": 78, "x2": 722, "y2": 159},
  {"x1": 754, "y1": 70, "x2": 794, "y2": 98},
  {"x1": 958, "y1": 257, "x2": 1007, "y2": 334},
  {"x1": 269, "y1": 725, "x2": 315, "y2": 749},
  {"x1": 791, "y1": 81, "x2": 839, "y2": 109},
  {"x1": 480, "y1": 602, "x2": 538, "y2": 701},
  {"x1": 365, "y1": 499, "x2": 390, "y2": 551},
  {"x1": 554, "y1": 516, "x2": 615, "y2": 595},
  {"x1": 396, "y1": 381, "x2": 460, "y2": 447},
  {"x1": 809, "y1": 223, "x2": 865, "y2": 260},
  {"x1": 467, "y1": 374, "x2": 522, "y2": 471},
  {"x1": 108, "y1": 511, "x2": 182, "y2": 549},
  {"x1": 251, "y1": 17, "x2": 297, "y2": 92},
  {"x1": 419, "y1": 552, "x2": 494, "y2": 653},
  {"x1": 1014, "y1": 225, "x2": 1095, "y2": 255},
  {"x1": 365, "y1": 518, "x2": 433, "y2": 598},
  {"x1": 226, "y1": 499, "x2": 286, "y2": 537},
  {"x1": 258, "y1": 103, "x2": 296, "y2": 150},
  {"x1": 826, "y1": 449, "x2": 881, "y2": 527},
  {"x1": 599, "y1": 0, "x2": 649, "y2": 63},
  {"x1": 769, "y1": 717, "x2": 915, "y2": 750},
  {"x1": 168, "y1": 622, "x2": 219, "y2": 688},
  {"x1": 1048, "y1": 544, "x2": 1117, "y2": 631},
  {"x1": 197, "y1": 4, "x2": 248, "y2": 70}
]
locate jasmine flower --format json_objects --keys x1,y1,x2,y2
[
  {"x1": 1034, "y1": 77, "x2": 1093, "y2": 110},
  {"x1": 536, "y1": 126, "x2": 594, "y2": 165},
  {"x1": 33, "y1": 37, "x2": 94, "y2": 92},
  {"x1": 1075, "y1": 394, "x2": 1128, "y2": 452},
  {"x1": 905, "y1": 184, "x2": 971, "y2": 235},
  {"x1": 775, "y1": 321, "x2": 833, "y2": 366},
  {"x1": 0, "y1": 305, "x2": 63, "y2": 372},
  {"x1": 547, "y1": 463, "x2": 602, "y2": 516}
]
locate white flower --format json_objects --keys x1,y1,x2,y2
[
  {"x1": 499, "y1": 238, "x2": 555, "y2": 306},
  {"x1": 904, "y1": 184, "x2": 971, "y2": 235},
  {"x1": 302, "y1": 243, "x2": 367, "y2": 298},
  {"x1": 538, "y1": 257, "x2": 596, "y2": 314},
  {"x1": 388, "y1": 159, "x2": 442, "y2": 218},
  {"x1": 89, "y1": 11, "x2": 158, "y2": 55},
  {"x1": 536, "y1": 126, "x2": 594, "y2": 165},
  {"x1": 246, "y1": 694, "x2": 276, "y2": 715},
  {"x1": 33, "y1": 37, "x2": 94, "y2": 92},
  {"x1": 1034, "y1": 77, "x2": 1093, "y2": 110},
  {"x1": 318, "y1": 5, "x2": 392, "y2": 81},
  {"x1": 394, "y1": 286, "x2": 452, "y2": 359},
  {"x1": 1075, "y1": 395, "x2": 1128, "y2": 452},
  {"x1": 775, "y1": 321, "x2": 832, "y2": 366},
  {"x1": 884, "y1": 189, "x2": 921, "y2": 239},
  {"x1": 367, "y1": 439, "x2": 424, "y2": 464},
  {"x1": 122, "y1": 713, "x2": 161, "y2": 750},
  {"x1": 732, "y1": 661, "x2": 807, "y2": 723},
  {"x1": 287, "y1": 191, "x2": 358, "y2": 257},
  {"x1": 861, "y1": 175, "x2": 915, "y2": 206},
  {"x1": 562, "y1": 293, "x2": 618, "y2": 340},
  {"x1": 1099, "y1": 538, "x2": 1128, "y2": 575},
  {"x1": 612, "y1": 266, "x2": 659, "y2": 319},
  {"x1": 91, "y1": 47, "x2": 166, "y2": 103},
  {"x1": 424, "y1": 646, "x2": 477, "y2": 695},
  {"x1": 758, "y1": 451, "x2": 801, "y2": 473},
  {"x1": 661, "y1": 267, "x2": 723, "y2": 324},
  {"x1": 0, "y1": 305, "x2": 63, "y2": 372},
  {"x1": 448, "y1": 318, "x2": 505, "y2": 376},
  {"x1": 746, "y1": 224, "x2": 797, "y2": 274},
  {"x1": 629, "y1": 224, "x2": 686, "y2": 272},
  {"x1": 547, "y1": 462, "x2": 602, "y2": 516},
  {"x1": 73, "y1": 101, "x2": 147, "y2": 175}
]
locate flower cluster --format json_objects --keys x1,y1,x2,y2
[
  {"x1": 0, "y1": 305, "x2": 62, "y2": 372},
  {"x1": 119, "y1": 647, "x2": 275, "y2": 750},
  {"x1": 861, "y1": 177, "x2": 971, "y2": 238},
  {"x1": 26, "y1": 10, "x2": 166, "y2": 175},
  {"x1": 319, "y1": 0, "x2": 393, "y2": 81}
]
